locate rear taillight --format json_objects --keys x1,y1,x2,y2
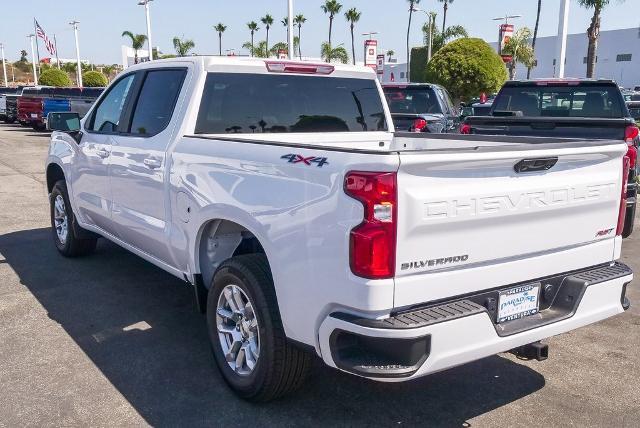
[
  {"x1": 412, "y1": 118, "x2": 427, "y2": 132},
  {"x1": 627, "y1": 144, "x2": 638, "y2": 169},
  {"x1": 616, "y1": 156, "x2": 631, "y2": 236},
  {"x1": 624, "y1": 125, "x2": 639, "y2": 143},
  {"x1": 344, "y1": 171, "x2": 397, "y2": 279},
  {"x1": 460, "y1": 123, "x2": 472, "y2": 134}
]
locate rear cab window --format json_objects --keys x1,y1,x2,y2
[
  {"x1": 195, "y1": 73, "x2": 387, "y2": 134},
  {"x1": 383, "y1": 86, "x2": 443, "y2": 115},
  {"x1": 493, "y1": 83, "x2": 626, "y2": 118}
]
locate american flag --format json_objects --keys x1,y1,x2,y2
[{"x1": 35, "y1": 20, "x2": 56, "y2": 56}]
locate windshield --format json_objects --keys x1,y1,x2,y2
[
  {"x1": 383, "y1": 87, "x2": 443, "y2": 115},
  {"x1": 492, "y1": 85, "x2": 625, "y2": 118},
  {"x1": 195, "y1": 73, "x2": 387, "y2": 134}
]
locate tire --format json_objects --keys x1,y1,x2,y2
[
  {"x1": 207, "y1": 254, "x2": 311, "y2": 402},
  {"x1": 622, "y1": 204, "x2": 635, "y2": 238},
  {"x1": 50, "y1": 180, "x2": 98, "y2": 257}
]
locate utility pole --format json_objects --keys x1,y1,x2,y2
[
  {"x1": 28, "y1": 34, "x2": 38, "y2": 85},
  {"x1": 556, "y1": 0, "x2": 570, "y2": 78},
  {"x1": 287, "y1": 0, "x2": 294, "y2": 59},
  {"x1": 138, "y1": 0, "x2": 154, "y2": 60},
  {"x1": 0, "y1": 43, "x2": 7, "y2": 87},
  {"x1": 70, "y1": 21, "x2": 82, "y2": 87}
]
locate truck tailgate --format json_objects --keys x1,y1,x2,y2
[{"x1": 394, "y1": 140, "x2": 627, "y2": 308}]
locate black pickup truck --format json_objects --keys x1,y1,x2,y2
[{"x1": 462, "y1": 79, "x2": 638, "y2": 238}]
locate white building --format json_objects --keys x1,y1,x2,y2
[{"x1": 494, "y1": 27, "x2": 640, "y2": 88}]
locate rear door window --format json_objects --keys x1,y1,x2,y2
[
  {"x1": 383, "y1": 86, "x2": 442, "y2": 115},
  {"x1": 195, "y1": 73, "x2": 387, "y2": 134},
  {"x1": 128, "y1": 69, "x2": 186, "y2": 136}
]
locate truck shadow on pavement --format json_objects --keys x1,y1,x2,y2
[{"x1": 0, "y1": 228, "x2": 546, "y2": 427}]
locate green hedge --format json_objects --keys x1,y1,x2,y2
[
  {"x1": 83, "y1": 71, "x2": 108, "y2": 87},
  {"x1": 410, "y1": 46, "x2": 429, "y2": 82},
  {"x1": 39, "y1": 68, "x2": 72, "y2": 87},
  {"x1": 424, "y1": 38, "x2": 507, "y2": 102}
]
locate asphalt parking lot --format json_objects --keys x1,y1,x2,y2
[{"x1": 0, "y1": 123, "x2": 638, "y2": 427}]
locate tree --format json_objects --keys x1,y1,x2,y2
[
  {"x1": 503, "y1": 27, "x2": 536, "y2": 79},
  {"x1": 247, "y1": 21, "x2": 259, "y2": 57},
  {"x1": 173, "y1": 37, "x2": 195, "y2": 57},
  {"x1": 321, "y1": 42, "x2": 348, "y2": 64},
  {"x1": 261, "y1": 14, "x2": 274, "y2": 55},
  {"x1": 39, "y1": 68, "x2": 72, "y2": 87},
  {"x1": 422, "y1": 21, "x2": 468, "y2": 56},
  {"x1": 121, "y1": 31, "x2": 148, "y2": 64},
  {"x1": 294, "y1": 14, "x2": 307, "y2": 59},
  {"x1": 344, "y1": 8, "x2": 361, "y2": 65},
  {"x1": 424, "y1": 38, "x2": 507, "y2": 102},
  {"x1": 20, "y1": 50, "x2": 28, "y2": 62},
  {"x1": 437, "y1": 0, "x2": 454, "y2": 33},
  {"x1": 387, "y1": 49, "x2": 395, "y2": 62},
  {"x1": 407, "y1": 0, "x2": 421, "y2": 83},
  {"x1": 321, "y1": 0, "x2": 343, "y2": 47},
  {"x1": 527, "y1": 0, "x2": 542, "y2": 79},
  {"x1": 83, "y1": 70, "x2": 108, "y2": 87},
  {"x1": 578, "y1": 0, "x2": 618, "y2": 78},
  {"x1": 214, "y1": 23, "x2": 227, "y2": 56}
]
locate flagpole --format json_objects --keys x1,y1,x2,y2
[
  {"x1": 0, "y1": 43, "x2": 7, "y2": 87},
  {"x1": 33, "y1": 19, "x2": 41, "y2": 73},
  {"x1": 53, "y1": 34, "x2": 60, "y2": 69},
  {"x1": 28, "y1": 34, "x2": 38, "y2": 85}
]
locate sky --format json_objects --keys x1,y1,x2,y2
[{"x1": 2, "y1": 0, "x2": 640, "y2": 65}]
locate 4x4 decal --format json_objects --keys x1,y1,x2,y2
[{"x1": 281, "y1": 154, "x2": 329, "y2": 167}]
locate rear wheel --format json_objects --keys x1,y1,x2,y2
[
  {"x1": 50, "y1": 180, "x2": 98, "y2": 257},
  {"x1": 207, "y1": 254, "x2": 311, "y2": 402}
]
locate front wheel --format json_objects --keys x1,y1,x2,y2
[
  {"x1": 206, "y1": 254, "x2": 311, "y2": 402},
  {"x1": 50, "y1": 180, "x2": 98, "y2": 257}
]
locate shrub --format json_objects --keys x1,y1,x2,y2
[
  {"x1": 83, "y1": 71, "x2": 108, "y2": 87},
  {"x1": 39, "y1": 68, "x2": 72, "y2": 87},
  {"x1": 424, "y1": 38, "x2": 507, "y2": 102},
  {"x1": 410, "y1": 46, "x2": 429, "y2": 82}
]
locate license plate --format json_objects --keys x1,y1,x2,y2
[
  {"x1": 30, "y1": 113, "x2": 38, "y2": 118},
  {"x1": 497, "y1": 284, "x2": 540, "y2": 323}
]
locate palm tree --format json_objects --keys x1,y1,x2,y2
[
  {"x1": 407, "y1": 0, "x2": 421, "y2": 83},
  {"x1": 121, "y1": 31, "x2": 148, "y2": 64},
  {"x1": 344, "y1": 8, "x2": 362, "y2": 65},
  {"x1": 247, "y1": 21, "x2": 259, "y2": 57},
  {"x1": 422, "y1": 22, "x2": 468, "y2": 55},
  {"x1": 503, "y1": 27, "x2": 536, "y2": 80},
  {"x1": 527, "y1": 0, "x2": 542, "y2": 79},
  {"x1": 214, "y1": 23, "x2": 227, "y2": 56},
  {"x1": 578, "y1": 0, "x2": 619, "y2": 78},
  {"x1": 437, "y1": 0, "x2": 454, "y2": 33},
  {"x1": 387, "y1": 49, "x2": 395, "y2": 62},
  {"x1": 20, "y1": 50, "x2": 28, "y2": 62},
  {"x1": 261, "y1": 14, "x2": 274, "y2": 55},
  {"x1": 294, "y1": 14, "x2": 307, "y2": 59},
  {"x1": 172, "y1": 37, "x2": 195, "y2": 57},
  {"x1": 321, "y1": 0, "x2": 343, "y2": 47},
  {"x1": 321, "y1": 42, "x2": 348, "y2": 64}
]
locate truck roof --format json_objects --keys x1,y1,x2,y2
[
  {"x1": 504, "y1": 78, "x2": 618, "y2": 87},
  {"x1": 123, "y1": 56, "x2": 378, "y2": 80}
]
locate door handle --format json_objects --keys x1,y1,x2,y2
[
  {"x1": 143, "y1": 158, "x2": 162, "y2": 169},
  {"x1": 96, "y1": 149, "x2": 110, "y2": 158}
]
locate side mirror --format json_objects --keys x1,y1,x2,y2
[{"x1": 47, "y1": 112, "x2": 81, "y2": 132}]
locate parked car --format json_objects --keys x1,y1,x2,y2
[
  {"x1": 383, "y1": 83, "x2": 460, "y2": 133},
  {"x1": 46, "y1": 58, "x2": 633, "y2": 402},
  {"x1": 69, "y1": 87, "x2": 105, "y2": 118},
  {"x1": 17, "y1": 86, "x2": 53, "y2": 128},
  {"x1": 0, "y1": 87, "x2": 22, "y2": 121},
  {"x1": 624, "y1": 93, "x2": 640, "y2": 121},
  {"x1": 462, "y1": 78, "x2": 639, "y2": 238}
]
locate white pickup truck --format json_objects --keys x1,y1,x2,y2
[{"x1": 45, "y1": 57, "x2": 633, "y2": 402}]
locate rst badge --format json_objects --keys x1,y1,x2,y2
[{"x1": 281, "y1": 154, "x2": 329, "y2": 167}]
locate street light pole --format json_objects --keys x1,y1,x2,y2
[
  {"x1": 70, "y1": 21, "x2": 82, "y2": 87},
  {"x1": 28, "y1": 35, "x2": 38, "y2": 85},
  {"x1": 556, "y1": 0, "x2": 570, "y2": 78},
  {"x1": 287, "y1": 0, "x2": 294, "y2": 59},
  {"x1": 0, "y1": 43, "x2": 7, "y2": 87},
  {"x1": 412, "y1": 7, "x2": 434, "y2": 62},
  {"x1": 138, "y1": 0, "x2": 154, "y2": 60}
]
